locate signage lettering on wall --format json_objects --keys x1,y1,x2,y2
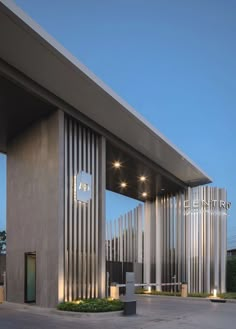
[
  {"x1": 79, "y1": 182, "x2": 90, "y2": 192},
  {"x1": 76, "y1": 171, "x2": 92, "y2": 203},
  {"x1": 184, "y1": 200, "x2": 231, "y2": 210}
]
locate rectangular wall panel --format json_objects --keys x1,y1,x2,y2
[{"x1": 64, "y1": 115, "x2": 105, "y2": 300}]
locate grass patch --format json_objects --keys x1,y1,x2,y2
[
  {"x1": 136, "y1": 288, "x2": 181, "y2": 297},
  {"x1": 57, "y1": 298, "x2": 124, "y2": 312},
  {"x1": 188, "y1": 292, "x2": 210, "y2": 298},
  {"x1": 218, "y1": 292, "x2": 236, "y2": 299},
  {"x1": 188, "y1": 292, "x2": 236, "y2": 299},
  {"x1": 136, "y1": 288, "x2": 236, "y2": 299}
]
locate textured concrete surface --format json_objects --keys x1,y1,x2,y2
[
  {"x1": 7, "y1": 110, "x2": 64, "y2": 307},
  {"x1": 0, "y1": 296, "x2": 235, "y2": 329}
]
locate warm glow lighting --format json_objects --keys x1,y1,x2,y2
[
  {"x1": 73, "y1": 176, "x2": 77, "y2": 201},
  {"x1": 213, "y1": 288, "x2": 217, "y2": 298},
  {"x1": 74, "y1": 300, "x2": 83, "y2": 304},
  {"x1": 148, "y1": 286, "x2": 151, "y2": 292},
  {"x1": 107, "y1": 297, "x2": 114, "y2": 301},
  {"x1": 120, "y1": 182, "x2": 127, "y2": 188},
  {"x1": 140, "y1": 176, "x2": 146, "y2": 182},
  {"x1": 142, "y1": 192, "x2": 147, "y2": 197},
  {"x1": 113, "y1": 161, "x2": 121, "y2": 168}
]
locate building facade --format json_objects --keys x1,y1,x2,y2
[{"x1": 0, "y1": 0, "x2": 229, "y2": 307}]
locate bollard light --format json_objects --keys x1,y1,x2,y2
[
  {"x1": 213, "y1": 288, "x2": 217, "y2": 298},
  {"x1": 74, "y1": 300, "x2": 83, "y2": 304},
  {"x1": 107, "y1": 297, "x2": 114, "y2": 301}
]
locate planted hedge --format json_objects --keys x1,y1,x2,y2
[
  {"x1": 136, "y1": 288, "x2": 181, "y2": 296},
  {"x1": 57, "y1": 298, "x2": 124, "y2": 312},
  {"x1": 135, "y1": 288, "x2": 236, "y2": 299},
  {"x1": 227, "y1": 256, "x2": 236, "y2": 292}
]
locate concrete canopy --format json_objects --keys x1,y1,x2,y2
[{"x1": 0, "y1": 0, "x2": 212, "y2": 186}]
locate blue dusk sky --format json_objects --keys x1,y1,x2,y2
[{"x1": 0, "y1": 0, "x2": 235, "y2": 248}]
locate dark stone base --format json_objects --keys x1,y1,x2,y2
[
  {"x1": 123, "y1": 300, "x2": 136, "y2": 315},
  {"x1": 210, "y1": 298, "x2": 226, "y2": 303}
]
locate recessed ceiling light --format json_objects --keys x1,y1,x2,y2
[
  {"x1": 161, "y1": 188, "x2": 165, "y2": 191},
  {"x1": 113, "y1": 161, "x2": 121, "y2": 168},
  {"x1": 142, "y1": 192, "x2": 147, "y2": 197},
  {"x1": 120, "y1": 182, "x2": 127, "y2": 188},
  {"x1": 140, "y1": 176, "x2": 147, "y2": 182}
]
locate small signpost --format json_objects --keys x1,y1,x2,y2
[{"x1": 124, "y1": 272, "x2": 136, "y2": 315}]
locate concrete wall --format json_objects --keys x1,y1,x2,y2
[
  {"x1": 7, "y1": 110, "x2": 64, "y2": 307},
  {"x1": 0, "y1": 254, "x2": 6, "y2": 284}
]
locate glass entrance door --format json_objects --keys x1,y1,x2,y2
[{"x1": 25, "y1": 253, "x2": 36, "y2": 303}]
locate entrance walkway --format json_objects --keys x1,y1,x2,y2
[{"x1": 0, "y1": 296, "x2": 235, "y2": 329}]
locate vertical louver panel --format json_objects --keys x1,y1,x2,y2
[
  {"x1": 64, "y1": 115, "x2": 104, "y2": 300},
  {"x1": 145, "y1": 187, "x2": 227, "y2": 293},
  {"x1": 105, "y1": 205, "x2": 144, "y2": 264}
]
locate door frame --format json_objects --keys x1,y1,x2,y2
[{"x1": 24, "y1": 252, "x2": 36, "y2": 303}]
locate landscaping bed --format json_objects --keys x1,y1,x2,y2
[
  {"x1": 136, "y1": 288, "x2": 181, "y2": 297},
  {"x1": 136, "y1": 288, "x2": 236, "y2": 299},
  {"x1": 218, "y1": 292, "x2": 236, "y2": 299},
  {"x1": 57, "y1": 298, "x2": 124, "y2": 312}
]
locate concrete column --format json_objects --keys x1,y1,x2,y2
[
  {"x1": 7, "y1": 110, "x2": 64, "y2": 307},
  {"x1": 155, "y1": 197, "x2": 162, "y2": 291},
  {"x1": 144, "y1": 201, "x2": 156, "y2": 284},
  {"x1": 98, "y1": 136, "x2": 106, "y2": 297},
  {"x1": 144, "y1": 202, "x2": 151, "y2": 284}
]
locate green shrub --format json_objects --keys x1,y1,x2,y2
[
  {"x1": 135, "y1": 288, "x2": 181, "y2": 296},
  {"x1": 150, "y1": 290, "x2": 181, "y2": 297},
  {"x1": 136, "y1": 285, "x2": 236, "y2": 300},
  {"x1": 218, "y1": 292, "x2": 236, "y2": 299},
  {"x1": 135, "y1": 288, "x2": 146, "y2": 294},
  {"x1": 188, "y1": 292, "x2": 210, "y2": 298},
  {"x1": 227, "y1": 257, "x2": 236, "y2": 292},
  {"x1": 186, "y1": 292, "x2": 236, "y2": 299},
  {"x1": 57, "y1": 298, "x2": 124, "y2": 312}
]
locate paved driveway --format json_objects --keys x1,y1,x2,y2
[{"x1": 0, "y1": 296, "x2": 235, "y2": 329}]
